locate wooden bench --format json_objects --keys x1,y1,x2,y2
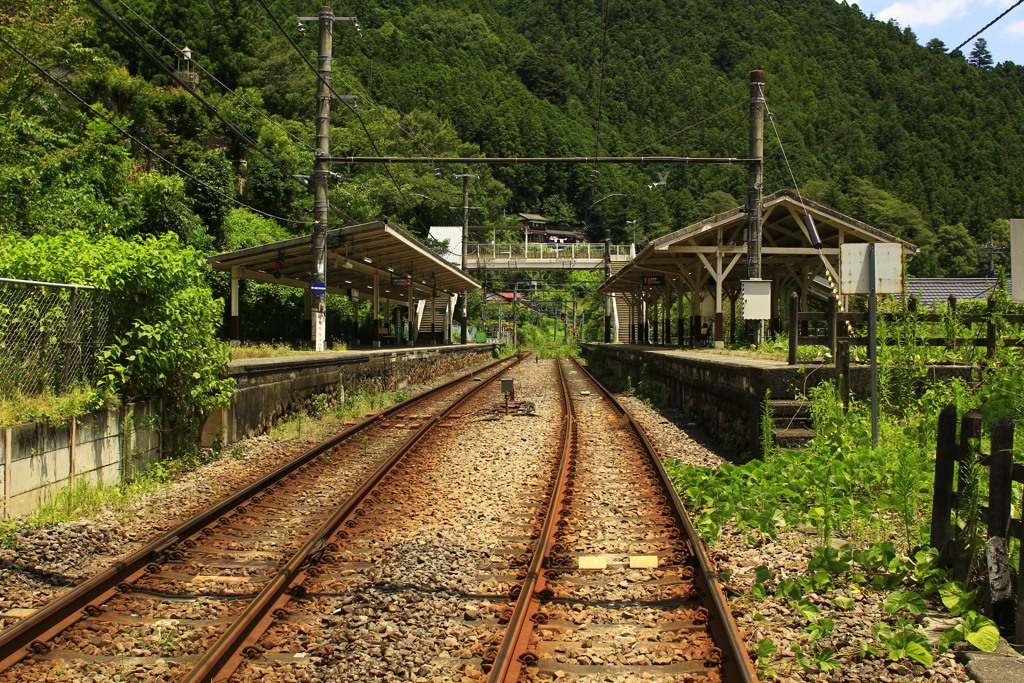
[{"x1": 376, "y1": 327, "x2": 398, "y2": 345}]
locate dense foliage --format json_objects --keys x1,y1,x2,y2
[
  {"x1": 0, "y1": 231, "x2": 234, "y2": 448},
  {"x1": 3, "y1": 0, "x2": 1023, "y2": 275}
]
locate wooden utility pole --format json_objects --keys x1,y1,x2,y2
[
  {"x1": 746, "y1": 69, "x2": 766, "y2": 343},
  {"x1": 310, "y1": 6, "x2": 334, "y2": 351},
  {"x1": 461, "y1": 169, "x2": 470, "y2": 344}
]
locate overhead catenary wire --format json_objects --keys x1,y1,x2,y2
[
  {"x1": 799, "y1": 0, "x2": 1024, "y2": 166},
  {"x1": 335, "y1": 0, "x2": 440, "y2": 158},
  {"x1": 0, "y1": 32, "x2": 313, "y2": 226},
  {"x1": 629, "y1": 102, "x2": 744, "y2": 157},
  {"x1": 253, "y1": 0, "x2": 432, "y2": 234},
  {"x1": 85, "y1": 0, "x2": 368, "y2": 224},
  {"x1": 113, "y1": 0, "x2": 316, "y2": 153}
]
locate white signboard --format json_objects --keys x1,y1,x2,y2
[
  {"x1": 840, "y1": 243, "x2": 903, "y2": 295},
  {"x1": 741, "y1": 279, "x2": 772, "y2": 320},
  {"x1": 428, "y1": 226, "x2": 462, "y2": 266},
  {"x1": 1011, "y1": 219, "x2": 1024, "y2": 302}
]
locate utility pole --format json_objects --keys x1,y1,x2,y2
[
  {"x1": 745, "y1": 69, "x2": 766, "y2": 343},
  {"x1": 310, "y1": 6, "x2": 334, "y2": 351},
  {"x1": 452, "y1": 167, "x2": 478, "y2": 344},
  {"x1": 604, "y1": 229, "x2": 612, "y2": 343},
  {"x1": 303, "y1": 6, "x2": 356, "y2": 351}
]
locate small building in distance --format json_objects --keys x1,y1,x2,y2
[
  {"x1": 904, "y1": 277, "x2": 1011, "y2": 308},
  {"x1": 517, "y1": 213, "x2": 585, "y2": 244}
]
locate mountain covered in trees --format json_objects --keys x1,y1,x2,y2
[{"x1": 4, "y1": 0, "x2": 1024, "y2": 277}]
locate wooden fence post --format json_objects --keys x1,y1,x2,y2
[
  {"x1": 826, "y1": 296, "x2": 837, "y2": 354},
  {"x1": 788, "y1": 291, "x2": 799, "y2": 365},
  {"x1": 836, "y1": 341, "x2": 850, "y2": 412},
  {"x1": 954, "y1": 409, "x2": 982, "y2": 581},
  {"x1": 930, "y1": 404, "x2": 958, "y2": 558},
  {"x1": 986, "y1": 295, "x2": 998, "y2": 360},
  {"x1": 986, "y1": 417, "x2": 1014, "y2": 625}
]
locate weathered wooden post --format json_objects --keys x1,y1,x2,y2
[
  {"x1": 826, "y1": 296, "x2": 837, "y2": 355},
  {"x1": 930, "y1": 404, "x2": 958, "y2": 560},
  {"x1": 836, "y1": 341, "x2": 850, "y2": 412},
  {"x1": 788, "y1": 291, "x2": 799, "y2": 365},
  {"x1": 954, "y1": 409, "x2": 983, "y2": 581},
  {"x1": 986, "y1": 417, "x2": 1014, "y2": 625},
  {"x1": 986, "y1": 295, "x2": 998, "y2": 360}
]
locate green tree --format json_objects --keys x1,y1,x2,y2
[{"x1": 969, "y1": 39, "x2": 994, "y2": 69}]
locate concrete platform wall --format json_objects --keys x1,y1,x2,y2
[
  {"x1": 1, "y1": 401, "x2": 162, "y2": 519},
  {"x1": 201, "y1": 344, "x2": 499, "y2": 446},
  {"x1": 581, "y1": 344, "x2": 977, "y2": 455}
]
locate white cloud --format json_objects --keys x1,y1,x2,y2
[
  {"x1": 875, "y1": 1, "x2": 972, "y2": 27},
  {"x1": 1007, "y1": 20, "x2": 1024, "y2": 35}
]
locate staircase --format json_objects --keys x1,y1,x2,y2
[
  {"x1": 416, "y1": 298, "x2": 451, "y2": 343},
  {"x1": 769, "y1": 399, "x2": 816, "y2": 449}
]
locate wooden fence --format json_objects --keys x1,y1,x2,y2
[
  {"x1": 930, "y1": 406, "x2": 1023, "y2": 643},
  {"x1": 787, "y1": 293, "x2": 1024, "y2": 365}
]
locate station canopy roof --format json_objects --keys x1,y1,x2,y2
[
  {"x1": 599, "y1": 190, "x2": 917, "y2": 295},
  {"x1": 207, "y1": 221, "x2": 479, "y2": 302}
]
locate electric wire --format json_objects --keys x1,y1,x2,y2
[
  {"x1": 799, "y1": 0, "x2": 1024, "y2": 166},
  {"x1": 86, "y1": 0, "x2": 362, "y2": 224},
  {"x1": 629, "y1": 102, "x2": 744, "y2": 157},
  {"x1": 336, "y1": 0, "x2": 440, "y2": 158},
  {"x1": 0, "y1": 33, "x2": 313, "y2": 227},
  {"x1": 253, "y1": 0, "x2": 433, "y2": 234},
  {"x1": 113, "y1": 0, "x2": 316, "y2": 153}
]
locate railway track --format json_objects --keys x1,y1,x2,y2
[
  {"x1": 0, "y1": 355, "x2": 755, "y2": 682},
  {"x1": 484, "y1": 357, "x2": 757, "y2": 682},
  {"x1": 0, "y1": 353, "x2": 522, "y2": 682}
]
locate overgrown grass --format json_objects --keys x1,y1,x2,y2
[
  {"x1": 0, "y1": 384, "x2": 113, "y2": 428},
  {"x1": 230, "y1": 341, "x2": 348, "y2": 359}
]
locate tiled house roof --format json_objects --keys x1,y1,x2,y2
[{"x1": 904, "y1": 278, "x2": 1009, "y2": 308}]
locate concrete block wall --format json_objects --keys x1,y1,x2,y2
[{"x1": 1, "y1": 401, "x2": 162, "y2": 519}]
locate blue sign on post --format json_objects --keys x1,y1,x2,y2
[{"x1": 311, "y1": 281, "x2": 326, "y2": 295}]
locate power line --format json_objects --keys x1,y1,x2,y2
[
  {"x1": 798, "y1": 0, "x2": 1024, "y2": 167},
  {"x1": 253, "y1": 0, "x2": 434, "y2": 234},
  {"x1": 629, "y1": 102, "x2": 744, "y2": 157},
  {"x1": 113, "y1": 0, "x2": 316, "y2": 153},
  {"x1": 0, "y1": 33, "x2": 313, "y2": 227},
  {"x1": 86, "y1": 0, "x2": 364, "y2": 224},
  {"x1": 335, "y1": 0, "x2": 439, "y2": 158}
]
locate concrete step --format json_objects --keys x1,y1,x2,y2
[{"x1": 773, "y1": 427, "x2": 817, "y2": 449}]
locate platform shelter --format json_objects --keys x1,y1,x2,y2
[
  {"x1": 599, "y1": 190, "x2": 917, "y2": 347},
  {"x1": 207, "y1": 220, "x2": 479, "y2": 346}
]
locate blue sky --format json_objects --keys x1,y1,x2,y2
[{"x1": 844, "y1": 1, "x2": 1024, "y2": 64}]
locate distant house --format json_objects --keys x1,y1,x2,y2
[
  {"x1": 486, "y1": 291, "x2": 525, "y2": 304},
  {"x1": 517, "y1": 212, "x2": 585, "y2": 244},
  {"x1": 904, "y1": 278, "x2": 1010, "y2": 307}
]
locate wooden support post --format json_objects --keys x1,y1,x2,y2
[
  {"x1": 986, "y1": 295, "x2": 998, "y2": 360},
  {"x1": 826, "y1": 296, "x2": 837, "y2": 354},
  {"x1": 837, "y1": 341, "x2": 850, "y2": 411},
  {"x1": 788, "y1": 291, "x2": 799, "y2": 365},
  {"x1": 955, "y1": 409, "x2": 983, "y2": 580},
  {"x1": 986, "y1": 417, "x2": 1014, "y2": 625},
  {"x1": 930, "y1": 404, "x2": 958, "y2": 559}
]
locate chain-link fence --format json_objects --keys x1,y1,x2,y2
[{"x1": 0, "y1": 278, "x2": 111, "y2": 396}]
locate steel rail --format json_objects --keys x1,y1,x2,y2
[
  {"x1": 182, "y1": 353, "x2": 527, "y2": 682},
  {"x1": 567, "y1": 356, "x2": 759, "y2": 682},
  {"x1": 0, "y1": 353, "x2": 517, "y2": 674},
  {"x1": 483, "y1": 357, "x2": 576, "y2": 680}
]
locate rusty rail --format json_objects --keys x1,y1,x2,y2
[
  {"x1": 0, "y1": 353, "x2": 519, "y2": 675},
  {"x1": 483, "y1": 356, "x2": 575, "y2": 680},
  {"x1": 182, "y1": 352, "x2": 525, "y2": 682},
  {"x1": 485, "y1": 356, "x2": 758, "y2": 682}
]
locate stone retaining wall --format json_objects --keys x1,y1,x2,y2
[
  {"x1": 581, "y1": 344, "x2": 976, "y2": 455},
  {"x1": 201, "y1": 345, "x2": 499, "y2": 445}
]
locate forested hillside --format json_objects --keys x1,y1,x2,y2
[{"x1": 4, "y1": 0, "x2": 1024, "y2": 277}]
